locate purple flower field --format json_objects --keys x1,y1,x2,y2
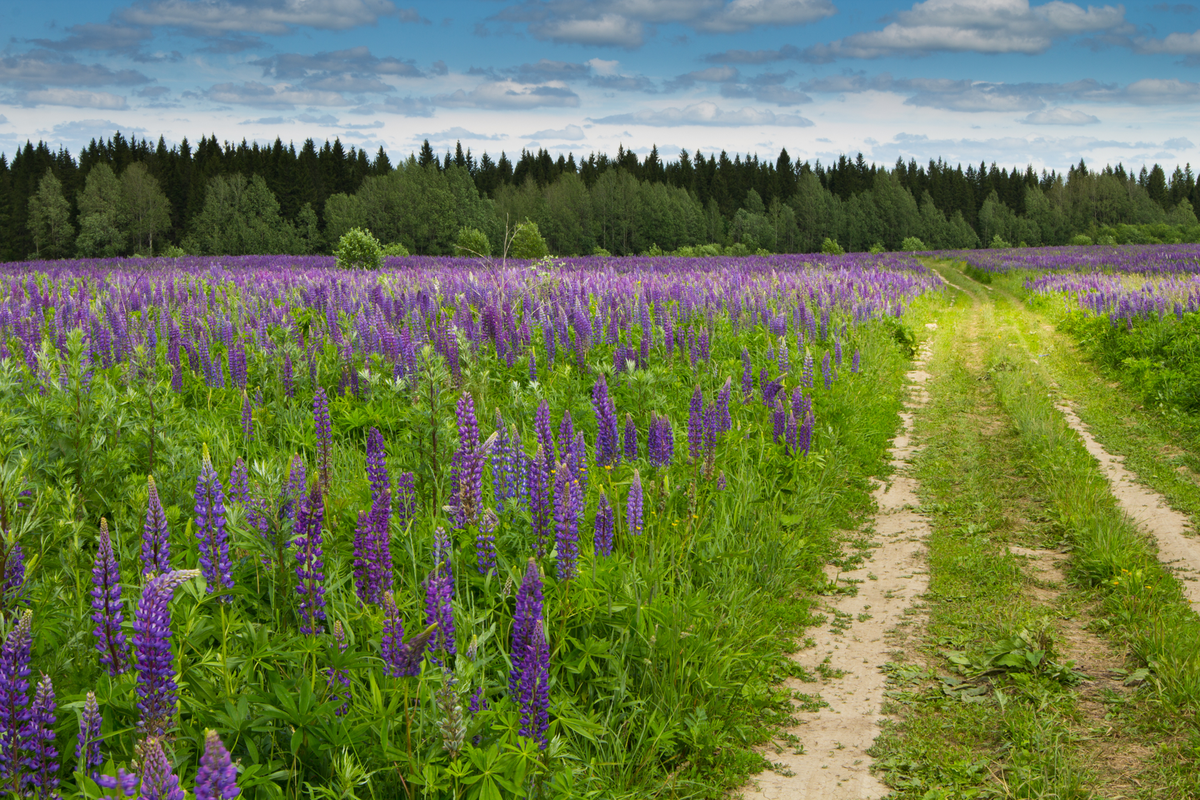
[{"x1": 0, "y1": 253, "x2": 940, "y2": 797}]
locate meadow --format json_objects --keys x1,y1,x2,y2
[{"x1": 0, "y1": 253, "x2": 939, "y2": 799}]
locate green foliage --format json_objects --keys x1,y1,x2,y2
[
  {"x1": 76, "y1": 163, "x2": 127, "y2": 258},
  {"x1": 989, "y1": 234, "x2": 1012, "y2": 248},
  {"x1": 27, "y1": 169, "x2": 74, "y2": 258},
  {"x1": 821, "y1": 237, "x2": 845, "y2": 255},
  {"x1": 454, "y1": 227, "x2": 491, "y2": 258},
  {"x1": 591, "y1": 247, "x2": 611, "y2": 257},
  {"x1": 868, "y1": 242, "x2": 886, "y2": 254},
  {"x1": 121, "y1": 162, "x2": 171, "y2": 254},
  {"x1": 185, "y1": 173, "x2": 307, "y2": 256},
  {"x1": 1069, "y1": 234, "x2": 1093, "y2": 246},
  {"x1": 509, "y1": 219, "x2": 548, "y2": 260},
  {"x1": 335, "y1": 227, "x2": 383, "y2": 269},
  {"x1": 380, "y1": 241, "x2": 410, "y2": 258},
  {"x1": 900, "y1": 235, "x2": 925, "y2": 252}
]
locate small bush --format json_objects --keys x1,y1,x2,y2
[
  {"x1": 1096, "y1": 235, "x2": 1116, "y2": 246},
  {"x1": 990, "y1": 234, "x2": 1013, "y2": 248},
  {"x1": 672, "y1": 246, "x2": 696, "y2": 257},
  {"x1": 335, "y1": 227, "x2": 382, "y2": 269},
  {"x1": 381, "y1": 242, "x2": 410, "y2": 258},
  {"x1": 510, "y1": 220, "x2": 549, "y2": 260},
  {"x1": 726, "y1": 242, "x2": 751, "y2": 257},
  {"x1": 868, "y1": 242, "x2": 886, "y2": 254},
  {"x1": 1070, "y1": 234, "x2": 1093, "y2": 246},
  {"x1": 900, "y1": 236, "x2": 925, "y2": 252},
  {"x1": 821, "y1": 238, "x2": 844, "y2": 255},
  {"x1": 163, "y1": 244, "x2": 186, "y2": 258},
  {"x1": 454, "y1": 227, "x2": 491, "y2": 258},
  {"x1": 645, "y1": 243, "x2": 664, "y2": 256},
  {"x1": 592, "y1": 247, "x2": 612, "y2": 257}
]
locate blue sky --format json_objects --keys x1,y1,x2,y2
[{"x1": 3, "y1": 0, "x2": 1200, "y2": 172}]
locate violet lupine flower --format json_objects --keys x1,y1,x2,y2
[
  {"x1": 528, "y1": 351, "x2": 537, "y2": 383},
  {"x1": 395, "y1": 471, "x2": 417, "y2": 528},
  {"x1": 527, "y1": 446, "x2": 553, "y2": 557},
  {"x1": 313, "y1": 388, "x2": 333, "y2": 494},
  {"x1": 475, "y1": 509, "x2": 498, "y2": 575},
  {"x1": 133, "y1": 570, "x2": 200, "y2": 737},
  {"x1": 594, "y1": 491, "x2": 614, "y2": 558},
  {"x1": 510, "y1": 559, "x2": 548, "y2": 750},
  {"x1": 425, "y1": 527, "x2": 456, "y2": 660},
  {"x1": 791, "y1": 387, "x2": 806, "y2": 422},
  {"x1": 381, "y1": 593, "x2": 432, "y2": 678},
  {"x1": 96, "y1": 769, "x2": 138, "y2": 800},
  {"x1": 138, "y1": 737, "x2": 184, "y2": 800},
  {"x1": 622, "y1": 413, "x2": 638, "y2": 462},
  {"x1": 557, "y1": 411, "x2": 574, "y2": 459},
  {"x1": 294, "y1": 485, "x2": 327, "y2": 635},
  {"x1": 773, "y1": 397, "x2": 787, "y2": 442},
  {"x1": 786, "y1": 412, "x2": 799, "y2": 454},
  {"x1": 0, "y1": 611, "x2": 31, "y2": 786},
  {"x1": 648, "y1": 414, "x2": 675, "y2": 468},
  {"x1": 687, "y1": 386, "x2": 704, "y2": 462},
  {"x1": 24, "y1": 673, "x2": 57, "y2": 798},
  {"x1": 553, "y1": 463, "x2": 580, "y2": 581},
  {"x1": 534, "y1": 400, "x2": 556, "y2": 475},
  {"x1": 822, "y1": 351, "x2": 833, "y2": 391},
  {"x1": 798, "y1": 412, "x2": 814, "y2": 456},
  {"x1": 366, "y1": 427, "x2": 390, "y2": 507},
  {"x1": 834, "y1": 336, "x2": 843, "y2": 366},
  {"x1": 142, "y1": 476, "x2": 170, "y2": 577},
  {"x1": 716, "y1": 471, "x2": 726, "y2": 491},
  {"x1": 591, "y1": 376, "x2": 620, "y2": 467},
  {"x1": 801, "y1": 353, "x2": 814, "y2": 389},
  {"x1": 77, "y1": 690, "x2": 103, "y2": 779},
  {"x1": 92, "y1": 518, "x2": 130, "y2": 676},
  {"x1": 283, "y1": 455, "x2": 307, "y2": 527},
  {"x1": 241, "y1": 391, "x2": 253, "y2": 443},
  {"x1": 852, "y1": 348, "x2": 861, "y2": 374},
  {"x1": 325, "y1": 621, "x2": 351, "y2": 716},
  {"x1": 282, "y1": 352, "x2": 294, "y2": 399},
  {"x1": 364, "y1": 428, "x2": 393, "y2": 602},
  {"x1": 776, "y1": 337, "x2": 789, "y2": 373},
  {"x1": 195, "y1": 729, "x2": 240, "y2": 800},
  {"x1": 352, "y1": 511, "x2": 372, "y2": 605},
  {"x1": 627, "y1": 470, "x2": 644, "y2": 537},
  {"x1": 228, "y1": 458, "x2": 249, "y2": 506},
  {"x1": 195, "y1": 446, "x2": 233, "y2": 598},
  {"x1": 1, "y1": 541, "x2": 24, "y2": 609},
  {"x1": 569, "y1": 432, "x2": 588, "y2": 495},
  {"x1": 740, "y1": 348, "x2": 753, "y2": 402},
  {"x1": 715, "y1": 378, "x2": 732, "y2": 433}
]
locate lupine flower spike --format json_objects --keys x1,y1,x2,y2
[
  {"x1": 92, "y1": 518, "x2": 130, "y2": 676},
  {"x1": 295, "y1": 485, "x2": 327, "y2": 635},
  {"x1": 195, "y1": 729, "x2": 241, "y2": 800},
  {"x1": 26, "y1": 673, "x2": 58, "y2": 799},
  {"x1": 142, "y1": 476, "x2": 170, "y2": 577},
  {"x1": 134, "y1": 570, "x2": 200, "y2": 737},
  {"x1": 195, "y1": 445, "x2": 233, "y2": 597},
  {"x1": 627, "y1": 470, "x2": 644, "y2": 537},
  {"x1": 425, "y1": 527, "x2": 456, "y2": 660},
  {"x1": 0, "y1": 610, "x2": 32, "y2": 786},
  {"x1": 77, "y1": 690, "x2": 103, "y2": 778},
  {"x1": 511, "y1": 559, "x2": 549, "y2": 749},
  {"x1": 138, "y1": 737, "x2": 185, "y2": 800}
]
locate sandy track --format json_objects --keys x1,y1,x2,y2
[{"x1": 739, "y1": 346, "x2": 934, "y2": 800}]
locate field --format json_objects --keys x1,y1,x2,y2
[{"x1": 2, "y1": 247, "x2": 1199, "y2": 799}]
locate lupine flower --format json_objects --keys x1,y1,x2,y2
[
  {"x1": 594, "y1": 490, "x2": 614, "y2": 557},
  {"x1": 195, "y1": 446, "x2": 233, "y2": 597},
  {"x1": 142, "y1": 476, "x2": 170, "y2": 577},
  {"x1": 134, "y1": 570, "x2": 200, "y2": 737},
  {"x1": 435, "y1": 671, "x2": 466, "y2": 758},
  {"x1": 798, "y1": 411, "x2": 814, "y2": 456},
  {"x1": 283, "y1": 455, "x2": 307, "y2": 527},
  {"x1": 0, "y1": 610, "x2": 31, "y2": 786},
  {"x1": 627, "y1": 470, "x2": 644, "y2": 537},
  {"x1": 527, "y1": 446, "x2": 552, "y2": 556},
  {"x1": 96, "y1": 769, "x2": 138, "y2": 800},
  {"x1": 716, "y1": 471, "x2": 726, "y2": 491},
  {"x1": 852, "y1": 348, "x2": 861, "y2": 374},
  {"x1": 24, "y1": 673, "x2": 57, "y2": 799},
  {"x1": 534, "y1": 400, "x2": 556, "y2": 476},
  {"x1": 527, "y1": 351, "x2": 537, "y2": 383},
  {"x1": 353, "y1": 511, "x2": 371, "y2": 605},
  {"x1": 786, "y1": 412, "x2": 798, "y2": 453},
  {"x1": 648, "y1": 414, "x2": 675, "y2": 468},
  {"x1": 228, "y1": 457, "x2": 249, "y2": 505},
  {"x1": 294, "y1": 485, "x2": 327, "y2": 635},
  {"x1": 715, "y1": 378, "x2": 732, "y2": 433},
  {"x1": 475, "y1": 508, "x2": 498, "y2": 575},
  {"x1": 241, "y1": 391, "x2": 253, "y2": 443},
  {"x1": 282, "y1": 352, "x2": 294, "y2": 398},
  {"x1": 772, "y1": 398, "x2": 787, "y2": 442},
  {"x1": 511, "y1": 559, "x2": 549, "y2": 749},
  {"x1": 363, "y1": 429, "x2": 393, "y2": 603},
  {"x1": 425, "y1": 527, "x2": 456, "y2": 660},
  {"x1": 382, "y1": 593, "x2": 433, "y2": 678},
  {"x1": 553, "y1": 463, "x2": 580, "y2": 581},
  {"x1": 822, "y1": 350, "x2": 833, "y2": 390},
  {"x1": 92, "y1": 518, "x2": 129, "y2": 676},
  {"x1": 138, "y1": 737, "x2": 184, "y2": 800},
  {"x1": 703, "y1": 403, "x2": 717, "y2": 478},
  {"x1": 195, "y1": 729, "x2": 240, "y2": 800},
  {"x1": 569, "y1": 431, "x2": 588, "y2": 494},
  {"x1": 834, "y1": 336, "x2": 843, "y2": 366},
  {"x1": 77, "y1": 690, "x2": 103, "y2": 779},
  {"x1": 325, "y1": 621, "x2": 351, "y2": 716},
  {"x1": 313, "y1": 388, "x2": 332, "y2": 493},
  {"x1": 591, "y1": 376, "x2": 620, "y2": 467},
  {"x1": 1, "y1": 541, "x2": 24, "y2": 610},
  {"x1": 801, "y1": 353, "x2": 814, "y2": 389},
  {"x1": 776, "y1": 337, "x2": 789, "y2": 373},
  {"x1": 622, "y1": 413, "x2": 638, "y2": 462},
  {"x1": 740, "y1": 348, "x2": 753, "y2": 402},
  {"x1": 395, "y1": 471, "x2": 417, "y2": 528}
]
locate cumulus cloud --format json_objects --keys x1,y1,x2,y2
[
  {"x1": 719, "y1": 83, "x2": 811, "y2": 105},
  {"x1": 868, "y1": 130, "x2": 1195, "y2": 169},
  {"x1": 666, "y1": 66, "x2": 740, "y2": 91},
  {"x1": 526, "y1": 123, "x2": 586, "y2": 140},
  {"x1": 591, "y1": 101, "x2": 813, "y2": 126},
  {"x1": 0, "y1": 51, "x2": 151, "y2": 90},
  {"x1": 414, "y1": 127, "x2": 506, "y2": 142},
  {"x1": 13, "y1": 89, "x2": 129, "y2": 109},
  {"x1": 46, "y1": 119, "x2": 150, "y2": 146},
  {"x1": 1021, "y1": 107, "x2": 1100, "y2": 124},
  {"x1": 379, "y1": 95, "x2": 435, "y2": 116},
  {"x1": 1130, "y1": 29, "x2": 1200, "y2": 62},
  {"x1": 694, "y1": 0, "x2": 835, "y2": 33},
  {"x1": 433, "y1": 80, "x2": 580, "y2": 110},
  {"x1": 529, "y1": 13, "x2": 646, "y2": 48},
  {"x1": 29, "y1": 22, "x2": 151, "y2": 55},
  {"x1": 254, "y1": 48, "x2": 423, "y2": 81},
  {"x1": 118, "y1": 0, "x2": 425, "y2": 36},
  {"x1": 204, "y1": 81, "x2": 352, "y2": 108}
]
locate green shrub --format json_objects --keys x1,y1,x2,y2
[
  {"x1": 335, "y1": 227, "x2": 382, "y2": 269},
  {"x1": 868, "y1": 242, "x2": 885, "y2": 254},
  {"x1": 510, "y1": 220, "x2": 549, "y2": 260},
  {"x1": 990, "y1": 234, "x2": 1013, "y2": 248},
  {"x1": 591, "y1": 247, "x2": 612, "y2": 257},
  {"x1": 1096, "y1": 235, "x2": 1116, "y2": 246},
  {"x1": 454, "y1": 227, "x2": 491, "y2": 258},
  {"x1": 900, "y1": 236, "x2": 925, "y2": 252},
  {"x1": 381, "y1": 241, "x2": 410, "y2": 258},
  {"x1": 1069, "y1": 234, "x2": 1093, "y2": 246},
  {"x1": 672, "y1": 245, "x2": 696, "y2": 257},
  {"x1": 645, "y1": 243, "x2": 664, "y2": 256},
  {"x1": 162, "y1": 244, "x2": 186, "y2": 258},
  {"x1": 726, "y1": 241, "x2": 751, "y2": 257},
  {"x1": 821, "y1": 237, "x2": 844, "y2": 255}
]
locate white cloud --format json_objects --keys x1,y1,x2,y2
[
  {"x1": 529, "y1": 14, "x2": 646, "y2": 48},
  {"x1": 695, "y1": 0, "x2": 835, "y2": 33},
  {"x1": 526, "y1": 124, "x2": 586, "y2": 140},
  {"x1": 1132, "y1": 29, "x2": 1200, "y2": 57},
  {"x1": 591, "y1": 101, "x2": 813, "y2": 126},
  {"x1": 1021, "y1": 107, "x2": 1100, "y2": 124},
  {"x1": 16, "y1": 89, "x2": 129, "y2": 109},
  {"x1": 204, "y1": 81, "x2": 352, "y2": 108},
  {"x1": 433, "y1": 81, "x2": 580, "y2": 110},
  {"x1": 0, "y1": 51, "x2": 150, "y2": 89},
  {"x1": 413, "y1": 127, "x2": 505, "y2": 142},
  {"x1": 799, "y1": 0, "x2": 1129, "y2": 61},
  {"x1": 587, "y1": 58, "x2": 620, "y2": 76},
  {"x1": 118, "y1": 0, "x2": 422, "y2": 36}
]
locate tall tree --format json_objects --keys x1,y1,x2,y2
[
  {"x1": 122, "y1": 162, "x2": 172, "y2": 254},
  {"x1": 76, "y1": 163, "x2": 127, "y2": 257},
  {"x1": 28, "y1": 169, "x2": 74, "y2": 258}
]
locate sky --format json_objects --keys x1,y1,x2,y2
[{"x1": 3, "y1": 0, "x2": 1200, "y2": 174}]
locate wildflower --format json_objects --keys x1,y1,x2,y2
[
  {"x1": 594, "y1": 490, "x2": 614, "y2": 557},
  {"x1": 138, "y1": 737, "x2": 184, "y2": 800},
  {"x1": 395, "y1": 471, "x2": 417, "y2": 529},
  {"x1": 313, "y1": 388, "x2": 332, "y2": 493},
  {"x1": 435, "y1": 672, "x2": 466, "y2": 758},
  {"x1": 294, "y1": 485, "x2": 327, "y2": 635},
  {"x1": 591, "y1": 376, "x2": 620, "y2": 467},
  {"x1": 425, "y1": 527, "x2": 456, "y2": 660},
  {"x1": 715, "y1": 377, "x2": 732, "y2": 433},
  {"x1": 852, "y1": 348, "x2": 861, "y2": 374},
  {"x1": 382, "y1": 594, "x2": 433, "y2": 678},
  {"x1": 687, "y1": 386, "x2": 704, "y2": 462},
  {"x1": 24, "y1": 673, "x2": 58, "y2": 799},
  {"x1": 554, "y1": 463, "x2": 580, "y2": 581},
  {"x1": 511, "y1": 559, "x2": 549, "y2": 749},
  {"x1": 534, "y1": 400, "x2": 556, "y2": 474},
  {"x1": 194, "y1": 446, "x2": 233, "y2": 597},
  {"x1": 195, "y1": 729, "x2": 240, "y2": 800},
  {"x1": 142, "y1": 476, "x2": 170, "y2": 577},
  {"x1": 240, "y1": 391, "x2": 253, "y2": 443},
  {"x1": 228, "y1": 457, "x2": 249, "y2": 505},
  {"x1": 76, "y1": 690, "x2": 103, "y2": 779},
  {"x1": 92, "y1": 518, "x2": 130, "y2": 676},
  {"x1": 622, "y1": 413, "x2": 638, "y2": 462},
  {"x1": 0, "y1": 610, "x2": 32, "y2": 785},
  {"x1": 475, "y1": 508, "x2": 498, "y2": 575},
  {"x1": 133, "y1": 570, "x2": 200, "y2": 737},
  {"x1": 527, "y1": 446, "x2": 552, "y2": 556},
  {"x1": 627, "y1": 470, "x2": 644, "y2": 537}
]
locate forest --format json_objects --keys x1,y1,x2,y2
[{"x1": 2, "y1": 132, "x2": 1200, "y2": 261}]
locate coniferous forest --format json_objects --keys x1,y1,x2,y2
[{"x1": 3, "y1": 132, "x2": 1200, "y2": 261}]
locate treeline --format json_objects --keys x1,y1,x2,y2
[{"x1": 2, "y1": 132, "x2": 1200, "y2": 261}]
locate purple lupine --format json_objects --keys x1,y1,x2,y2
[
  {"x1": 195, "y1": 446, "x2": 233, "y2": 597},
  {"x1": 133, "y1": 570, "x2": 200, "y2": 737},
  {"x1": 851, "y1": 348, "x2": 861, "y2": 374},
  {"x1": 395, "y1": 471, "x2": 417, "y2": 529},
  {"x1": 740, "y1": 348, "x2": 753, "y2": 402},
  {"x1": 138, "y1": 737, "x2": 184, "y2": 800},
  {"x1": 325, "y1": 621, "x2": 351, "y2": 716},
  {"x1": 570, "y1": 431, "x2": 588, "y2": 495},
  {"x1": 834, "y1": 336, "x2": 843, "y2": 366},
  {"x1": 822, "y1": 350, "x2": 833, "y2": 390},
  {"x1": 241, "y1": 391, "x2": 253, "y2": 443},
  {"x1": 511, "y1": 559, "x2": 549, "y2": 749},
  {"x1": 96, "y1": 769, "x2": 138, "y2": 800},
  {"x1": 284, "y1": 454, "x2": 307, "y2": 527},
  {"x1": 801, "y1": 353, "x2": 814, "y2": 389},
  {"x1": 776, "y1": 337, "x2": 789, "y2": 373},
  {"x1": 77, "y1": 690, "x2": 103, "y2": 779},
  {"x1": 425, "y1": 527, "x2": 456, "y2": 660},
  {"x1": 24, "y1": 673, "x2": 57, "y2": 799},
  {"x1": 534, "y1": 400, "x2": 556, "y2": 475},
  {"x1": 786, "y1": 412, "x2": 798, "y2": 453},
  {"x1": 622, "y1": 413, "x2": 638, "y2": 462},
  {"x1": 798, "y1": 411, "x2": 814, "y2": 456},
  {"x1": 382, "y1": 593, "x2": 431, "y2": 678},
  {"x1": 648, "y1": 413, "x2": 675, "y2": 468},
  {"x1": 228, "y1": 457, "x2": 249, "y2": 506},
  {"x1": 282, "y1": 352, "x2": 294, "y2": 398},
  {"x1": 715, "y1": 377, "x2": 732, "y2": 433},
  {"x1": 687, "y1": 387, "x2": 704, "y2": 462},
  {"x1": 716, "y1": 471, "x2": 726, "y2": 491},
  {"x1": 294, "y1": 485, "x2": 327, "y2": 635},
  {"x1": 527, "y1": 446, "x2": 553, "y2": 557},
  {"x1": 92, "y1": 518, "x2": 129, "y2": 676},
  {"x1": 591, "y1": 376, "x2": 620, "y2": 467},
  {"x1": 773, "y1": 397, "x2": 787, "y2": 442},
  {"x1": 195, "y1": 729, "x2": 240, "y2": 800},
  {"x1": 553, "y1": 463, "x2": 580, "y2": 581},
  {"x1": 475, "y1": 508, "x2": 498, "y2": 575},
  {"x1": 527, "y1": 351, "x2": 537, "y2": 383},
  {"x1": 0, "y1": 611, "x2": 31, "y2": 787},
  {"x1": 450, "y1": 395, "x2": 486, "y2": 529},
  {"x1": 594, "y1": 490, "x2": 614, "y2": 557},
  {"x1": 314, "y1": 388, "x2": 332, "y2": 494},
  {"x1": 142, "y1": 476, "x2": 170, "y2": 577},
  {"x1": 364, "y1": 428, "x2": 393, "y2": 603},
  {"x1": 1, "y1": 542, "x2": 24, "y2": 609},
  {"x1": 627, "y1": 470, "x2": 644, "y2": 537},
  {"x1": 791, "y1": 386, "x2": 806, "y2": 422}
]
